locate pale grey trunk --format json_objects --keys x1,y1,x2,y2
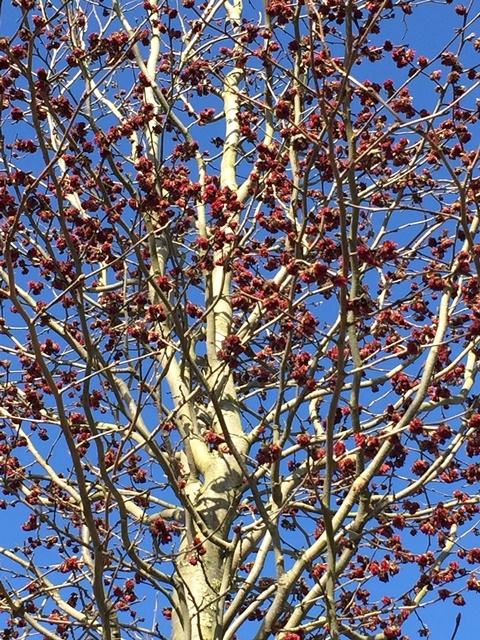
[
  {"x1": 172, "y1": 539, "x2": 224, "y2": 640},
  {"x1": 171, "y1": 457, "x2": 240, "y2": 640}
]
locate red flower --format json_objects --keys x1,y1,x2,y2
[
  {"x1": 149, "y1": 519, "x2": 173, "y2": 544},
  {"x1": 59, "y1": 557, "x2": 79, "y2": 573},
  {"x1": 256, "y1": 444, "x2": 281, "y2": 465}
]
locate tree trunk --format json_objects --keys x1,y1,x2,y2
[{"x1": 172, "y1": 457, "x2": 240, "y2": 640}]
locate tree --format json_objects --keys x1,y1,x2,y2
[{"x1": 0, "y1": 0, "x2": 479, "y2": 638}]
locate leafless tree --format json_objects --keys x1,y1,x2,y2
[{"x1": 0, "y1": 1, "x2": 480, "y2": 639}]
